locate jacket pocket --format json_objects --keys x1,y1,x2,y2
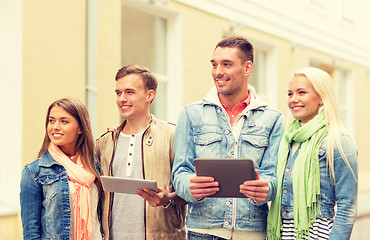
[
  {"x1": 38, "y1": 173, "x2": 60, "y2": 185},
  {"x1": 38, "y1": 173, "x2": 60, "y2": 200},
  {"x1": 241, "y1": 134, "x2": 268, "y2": 148},
  {"x1": 240, "y1": 134, "x2": 268, "y2": 165},
  {"x1": 193, "y1": 126, "x2": 222, "y2": 157},
  {"x1": 238, "y1": 199, "x2": 268, "y2": 221}
]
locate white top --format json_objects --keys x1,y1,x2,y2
[{"x1": 69, "y1": 181, "x2": 102, "y2": 240}]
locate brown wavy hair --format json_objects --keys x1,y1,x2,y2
[{"x1": 38, "y1": 98, "x2": 102, "y2": 194}]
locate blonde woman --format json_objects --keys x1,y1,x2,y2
[
  {"x1": 267, "y1": 67, "x2": 358, "y2": 240},
  {"x1": 20, "y1": 98, "x2": 103, "y2": 239}
]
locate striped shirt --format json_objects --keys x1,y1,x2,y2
[{"x1": 281, "y1": 218, "x2": 334, "y2": 240}]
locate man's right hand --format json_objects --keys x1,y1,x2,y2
[{"x1": 189, "y1": 173, "x2": 219, "y2": 199}]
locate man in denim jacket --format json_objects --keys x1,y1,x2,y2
[{"x1": 171, "y1": 36, "x2": 284, "y2": 240}]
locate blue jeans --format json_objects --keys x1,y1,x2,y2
[{"x1": 188, "y1": 231, "x2": 228, "y2": 240}]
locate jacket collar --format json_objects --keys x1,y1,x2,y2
[
  {"x1": 39, "y1": 150, "x2": 59, "y2": 167},
  {"x1": 113, "y1": 114, "x2": 156, "y2": 141},
  {"x1": 203, "y1": 85, "x2": 268, "y2": 112}
]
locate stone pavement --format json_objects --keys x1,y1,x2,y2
[{"x1": 351, "y1": 191, "x2": 370, "y2": 239}]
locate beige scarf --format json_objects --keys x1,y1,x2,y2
[{"x1": 48, "y1": 143, "x2": 95, "y2": 239}]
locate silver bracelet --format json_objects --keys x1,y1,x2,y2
[{"x1": 163, "y1": 192, "x2": 174, "y2": 208}]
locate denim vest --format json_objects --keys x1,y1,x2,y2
[
  {"x1": 20, "y1": 151, "x2": 72, "y2": 239},
  {"x1": 280, "y1": 134, "x2": 358, "y2": 239},
  {"x1": 172, "y1": 87, "x2": 285, "y2": 232}
]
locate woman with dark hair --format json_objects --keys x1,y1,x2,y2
[{"x1": 20, "y1": 98, "x2": 102, "y2": 240}]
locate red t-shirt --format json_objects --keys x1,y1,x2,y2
[{"x1": 220, "y1": 93, "x2": 251, "y2": 124}]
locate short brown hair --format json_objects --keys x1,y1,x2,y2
[
  {"x1": 215, "y1": 36, "x2": 254, "y2": 63},
  {"x1": 115, "y1": 64, "x2": 158, "y2": 92}
]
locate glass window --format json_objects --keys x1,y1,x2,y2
[
  {"x1": 121, "y1": 6, "x2": 168, "y2": 120},
  {"x1": 336, "y1": 69, "x2": 355, "y2": 134},
  {"x1": 249, "y1": 48, "x2": 277, "y2": 107},
  {"x1": 249, "y1": 50, "x2": 267, "y2": 100}
]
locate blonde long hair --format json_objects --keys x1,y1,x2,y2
[{"x1": 293, "y1": 67, "x2": 357, "y2": 182}]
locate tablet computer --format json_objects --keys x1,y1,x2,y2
[
  {"x1": 194, "y1": 158, "x2": 256, "y2": 198},
  {"x1": 101, "y1": 176, "x2": 157, "y2": 194}
]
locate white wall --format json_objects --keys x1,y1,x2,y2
[
  {"x1": 0, "y1": 0, "x2": 23, "y2": 214},
  {"x1": 175, "y1": 0, "x2": 370, "y2": 68}
]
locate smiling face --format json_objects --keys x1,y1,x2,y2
[
  {"x1": 115, "y1": 73, "x2": 154, "y2": 122},
  {"x1": 211, "y1": 47, "x2": 252, "y2": 100},
  {"x1": 287, "y1": 74, "x2": 323, "y2": 123},
  {"x1": 47, "y1": 106, "x2": 82, "y2": 156}
]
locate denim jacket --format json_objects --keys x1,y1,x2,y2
[
  {"x1": 20, "y1": 151, "x2": 72, "y2": 239},
  {"x1": 280, "y1": 133, "x2": 358, "y2": 240},
  {"x1": 171, "y1": 86, "x2": 284, "y2": 232},
  {"x1": 20, "y1": 151, "x2": 102, "y2": 240}
]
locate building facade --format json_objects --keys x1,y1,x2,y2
[{"x1": 1, "y1": 0, "x2": 370, "y2": 238}]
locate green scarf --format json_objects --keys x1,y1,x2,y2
[{"x1": 267, "y1": 112, "x2": 327, "y2": 239}]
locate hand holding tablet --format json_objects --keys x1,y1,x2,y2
[
  {"x1": 100, "y1": 176, "x2": 158, "y2": 194},
  {"x1": 194, "y1": 158, "x2": 256, "y2": 198}
]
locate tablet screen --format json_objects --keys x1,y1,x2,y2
[
  {"x1": 194, "y1": 158, "x2": 256, "y2": 198},
  {"x1": 101, "y1": 176, "x2": 158, "y2": 194}
]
